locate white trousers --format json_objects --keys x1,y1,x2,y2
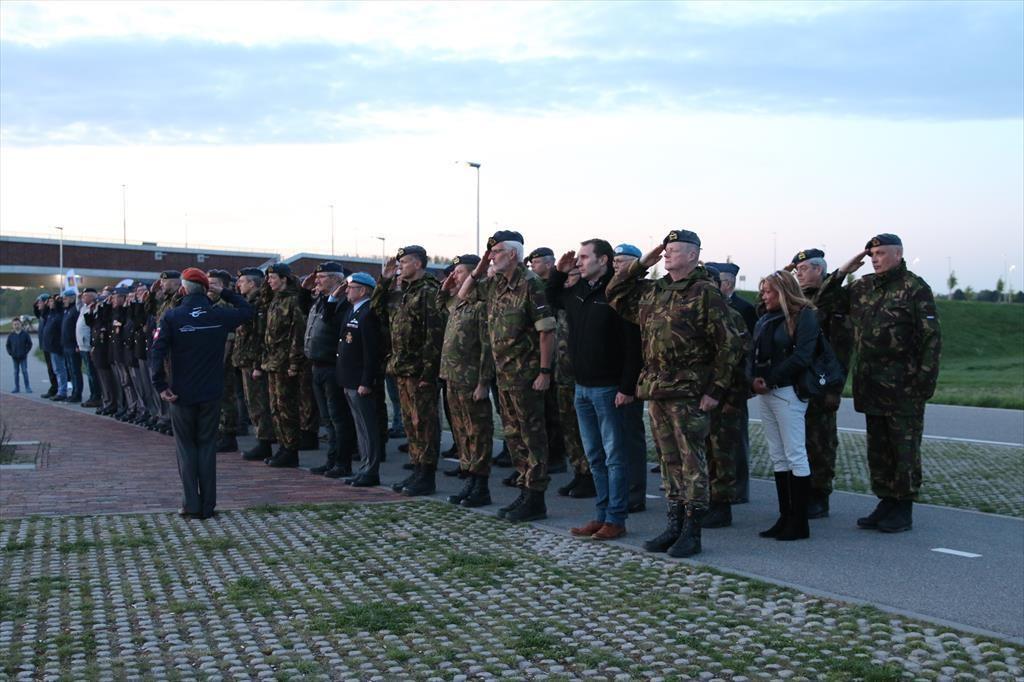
[{"x1": 758, "y1": 386, "x2": 811, "y2": 476}]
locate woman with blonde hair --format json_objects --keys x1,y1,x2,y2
[{"x1": 750, "y1": 270, "x2": 820, "y2": 541}]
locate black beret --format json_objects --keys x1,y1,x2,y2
[
  {"x1": 266, "y1": 262, "x2": 292, "y2": 277},
  {"x1": 443, "y1": 264, "x2": 456, "y2": 277},
  {"x1": 487, "y1": 230, "x2": 524, "y2": 249},
  {"x1": 791, "y1": 249, "x2": 825, "y2": 265},
  {"x1": 113, "y1": 286, "x2": 131, "y2": 295},
  {"x1": 396, "y1": 245, "x2": 427, "y2": 259},
  {"x1": 452, "y1": 254, "x2": 481, "y2": 267},
  {"x1": 663, "y1": 229, "x2": 701, "y2": 248},
  {"x1": 866, "y1": 233, "x2": 902, "y2": 249},
  {"x1": 705, "y1": 261, "x2": 739, "y2": 276},
  {"x1": 159, "y1": 270, "x2": 181, "y2": 280},
  {"x1": 703, "y1": 264, "x2": 722, "y2": 285},
  {"x1": 208, "y1": 269, "x2": 233, "y2": 286},
  {"x1": 237, "y1": 267, "x2": 264, "y2": 279},
  {"x1": 527, "y1": 247, "x2": 554, "y2": 261},
  {"x1": 315, "y1": 261, "x2": 345, "y2": 274},
  {"x1": 81, "y1": 287, "x2": 98, "y2": 294}
]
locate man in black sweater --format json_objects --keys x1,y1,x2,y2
[{"x1": 546, "y1": 239, "x2": 644, "y2": 541}]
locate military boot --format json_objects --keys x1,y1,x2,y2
[
  {"x1": 242, "y1": 440, "x2": 273, "y2": 462},
  {"x1": 643, "y1": 500, "x2": 683, "y2": 553},
  {"x1": 216, "y1": 435, "x2": 239, "y2": 453},
  {"x1": 402, "y1": 466, "x2": 436, "y2": 497},
  {"x1": 310, "y1": 449, "x2": 336, "y2": 475},
  {"x1": 506, "y1": 490, "x2": 546, "y2": 522},
  {"x1": 568, "y1": 473, "x2": 596, "y2": 499},
  {"x1": 667, "y1": 504, "x2": 703, "y2": 558},
  {"x1": 776, "y1": 474, "x2": 810, "y2": 541},
  {"x1": 268, "y1": 448, "x2": 299, "y2": 468},
  {"x1": 759, "y1": 472, "x2": 790, "y2": 538},
  {"x1": 877, "y1": 499, "x2": 913, "y2": 533},
  {"x1": 501, "y1": 471, "x2": 519, "y2": 488},
  {"x1": 807, "y1": 493, "x2": 830, "y2": 519},
  {"x1": 392, "y1": 466, "x2": 419, "y2": 492},
  {"x1": 497, "y1": 488, "x2": 528, "y2": 519},
  {"x1": 702, "y1": 501, "x2": 732, "y2": 529},
  {"x1": 298, "y1": 430, "x2": 320, "y2": 451},
  {"x1": 447, "y1": 476, "x2": 476, "y2": 505},
  {"x1": 461, "y1": 476, "x2": 492, "y2": 508},
  {"x1": 857, "y1": 497, "x2": 897, "y2": 529},
  {"x1": 556, "y1": 472, "x2": 582, "y2": 496}
]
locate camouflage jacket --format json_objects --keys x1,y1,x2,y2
[
  {"x1": 438, "y1": 289, "x2": 494, "y2": 388},
  {"x1": 607, "y1": 262, "x2": 745, "y2": 401},
  {"x1": 231, "y1": 288, "x2": 266, "y2": 368},
  {"x1": 722, "y1": 305, "x2": 752, "y2": 409},
  {"x1": 371, "y1": 274, "x2": 444, "y2": 381},
  {"x1": 841, "y1": 260, "x2": 942, "y2": 415},
  {"x1": 146, "y1": 289, "x2": 181, "y2": 327},
  {"x1": 211, "y1": 295, "x2": 236, "y2": 364},
  {"x1": 804, "y1": 270, "x2": 854, "y2": 372},
  {"x1": 260, "y1": 280, "x2": 306, "y2": 374},
  {"x1": 477, "y1": 264, "x2": 557, "y2": 390},
  {"x1": 554, "y1": 309, "x2": 574, "y2": 386}
]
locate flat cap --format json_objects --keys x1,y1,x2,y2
[
  {"x1": 663, "y1": 229, "x2": 701, "y2": 248},
  {"x1": 614, "y1": 244, "x2": 642, "y2": 259},
  {"x1": 705, "y1": 261, "x2": 739, "y2": 276},
  {"x1": 396, "y1": 245, "x2": 427, "y2": 259},
  {"x1": 452, "y1": 254, "x2": 481, "y2": 267},
  {"x1": 347, "y1": 272, "x2": 376, "y2": 289},
  {"x1": 791, "y1": 248, "x2": 825, "y2": 265},
  {"x1": 487, "y1": 230, "x2": 524, "y2": 249},
  {"x1": 159, "y1": 270, "x2": 182, "y2": 280},
  {"x1": 315, "y1": 261, "x2": 345, "y2": 274},
  {"x1": 237, "y1": 267, "x2": 264, "y2": 279},
  {"x1": 865, "y1": 233, "x2": 902, "y2": 249},
  {"x1": 527, "y1": 247, "x2": 554, "y2": 261},
  {"x1": 181, "y1": 267, "x2": 209, "y2": 289},
  {"x1": 266, "y1": 262, "x2": 292, "y2": 277}
]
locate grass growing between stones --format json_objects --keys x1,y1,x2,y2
[{"x1": 1, "y1": 502, "x2": 1021, "y2": 680}]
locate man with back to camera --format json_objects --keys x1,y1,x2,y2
[{"x1": 150, "y1": 268, "x2": 254, "y2": 520}]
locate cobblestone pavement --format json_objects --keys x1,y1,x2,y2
[
  {"x1": 1, "y1": 502, "x2": 1021, "y2": 681},
  {"x1": 0, "y1": 394, "x2": 399, "y2": 519}
]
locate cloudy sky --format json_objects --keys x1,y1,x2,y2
[{"x1": 1, "y1": 0, "x2": 1022, "y2": 290}]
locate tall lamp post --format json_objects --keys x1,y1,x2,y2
[
  {"x1": 376, "y1": 236, "x2": 386, "y2": 268},
  {"x1": 462, "y1": 162, "x2": 481, "y2": 253},
  {"x1": 121, "y1": 184, "x2": 127, "y2": 245},
  {"x1": 56, "y1": 225, "x2": 64, "y2": 285},
  {"x1": 329, "y1": 204, "x2": 335, "y2": 256}
]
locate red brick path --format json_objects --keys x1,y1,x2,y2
[{"x1": 0, "y1": 393, "x2": 400, "y2": 518}]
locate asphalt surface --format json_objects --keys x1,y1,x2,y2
[{"x1": 4, "y1": 339, "x2": 1023, "y2": 642}]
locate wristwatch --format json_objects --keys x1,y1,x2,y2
[{"x1": 539, "y1": 367, "x2": 552, "y2": 375}]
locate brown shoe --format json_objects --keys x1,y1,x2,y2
[
  {"x1": 591, "y1": 523, "x2": 627, "y2": 541},
  {"x1": 570, "y1": 520, "x2": 605, "y2": 537}
]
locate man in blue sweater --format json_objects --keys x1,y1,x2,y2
[{"x1": 150, "y1": 268, "x2": 255, "y2": 519}]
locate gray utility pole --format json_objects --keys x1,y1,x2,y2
[
  {"x1": 56, "y1": 226, "x2": 64, "y2": 284},
  {"x1": 121, "y1": 184, "x2": 127, "y2": 245}
]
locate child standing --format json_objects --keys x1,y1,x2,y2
[{"x1": 6, "y1": 317, "x2": 33, "y2": 393}]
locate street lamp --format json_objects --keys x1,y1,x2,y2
[
  {"x1": 376, "y1": 236, "x2": 386, "y2": 266},
  {"x1": 460, "y1": 161, "x2": 482, "y2": 253},
  {"x1": 121, "y1": 184, "x2": 127, "y2": 245},
  {"x1": 329, "y1": 204, "x2": 335, "y2": 256},
  {"x1": 55, "y1": 225, "x2": 64, "y2": 284}
]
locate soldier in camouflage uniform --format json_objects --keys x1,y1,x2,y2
[
  {"x1": 235, "y1": 267, "x2": 275, "y2": 462},
  {"x1": 835, "y1": 234, "x2": 941, "y2": 533},
  {"x1": 371, "y1": 245, "x2": 445, "y2": 496},
  {"x1": 607, "y1": 229, "x2": 744, "y2": 558},
  {"x1": 205, "y1": 270, "x2": 241, "y2": 453},
  {"x1": 526, "y1": 247, "x2": 568, "y2": 477},
  {"x1": 258, "y1": 262, "x2": 307, "y2": 468},
  {"x1": 438, "y1": 254, "x2": 495, "y2": 508},
  {"x1": 459, "y1": 230, "x2": 557, "y2": 523},
  {"x1": 296, "y1": 278, "x2": 321, "y2": 452},
  {"x1": 700, "y1": 264, "x2": 752, "y2": 529},
  {"x1": 787, "y1": 248, "x2": 854, "y2": 518},
  {"x1": 146, "y1": 270, "x2": 182, "y2": 435}
]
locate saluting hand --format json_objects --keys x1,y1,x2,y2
[
  {"x1": 301, "y1": 273, "x2": 316, "y2": 290},
  {"x1": 382, "y1": 257, "x2": 398, "y2": 279},
  {"x1": 330, "y1": 281, "x2": 347, "y2": 298},
  {"x1": 556, "y1": 251, "x2": 576, "y2": 274},
  {"x1": 441, "y1": 273, "x2": 458, "y2": 292},
  {"x1": 641, "y1": 244, "x2": 665, "y2": 268},
  {"x1": 471, "y1": 251, "x2": 491, "y2": 281},
  {"x1": 841, "y1": 249, "x2": 869, "y2": 275}
]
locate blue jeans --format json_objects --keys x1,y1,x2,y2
[
  {"x1": 50, "y1": 352, "x2": 69, "y2": 397},
  {"x1": 11, "y1": 358, "x2": 30, "y2": 391},
  {"x1": 574, "y1": 384, "x2": 630, "y2": 526},
  {"x1": 64, "y1": 350, "x2": 83, "y2": 398}
]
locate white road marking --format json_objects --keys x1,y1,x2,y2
[
  {"x1": 931, "y1": 547, "x2": 982, "y2": 558},
  {"x1": 646, "y1": 494, "x2": 661, "y2": 500}
]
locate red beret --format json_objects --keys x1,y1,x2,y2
[{"x1": 181, "y1": 267, "x2": 209, "y2": 289}]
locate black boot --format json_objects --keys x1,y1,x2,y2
[
  {"x1": 324, "y1": 463, "x2": 352, "y2": 479},
  {"x1": 501, "y1": 471, "x2": 519, "y2": 488},
  {"x1": 776, "y1": 474, "x2": 810, "y2": 541},
  {"x1": 392, "y1": 466, "x2": 419, "y2": 492},
  {"x1": 216, "y1": 435, "x2": 239, "y2": 453},
  {"x1": 298, "y1": 430, "x2": 320, "y2": 451},
  {"x1": 403, "y1": 466, "x2": 436, "y2": 497},
  {"x1": 447, "y1": 476, "x2": 477, "y2": 505},
  {"x1": 267, "y1": 447, "x2": 299, "y2": 468},
  {"x1": 506, "y1": 489, "x2": 546, "y2": 522},
  {"x1": 702, "y1": 501, "x2": 732, "y2": 529},
  {"x1": 643, "y1": 501, "x2": 683, "y2": 553},
  {"x1": 557, "y1": 472, "x2": 581, "y2": 496},
  {"x1": 461, "y1": 476, "x2": 492, "y2": 508},
  {"x1": 568, "y1": 473, "x2": 596, "y2": 499},
  {"x1": 759, "y1": 472, "x2": 790, "y2": 538},
  {"x1": 310, "y1": 452, "x2": 335, "y2": 475},
  {"x1": 242, "y1": 440, "x2": 273, "y2": 462},
  {"x1": 857, "y1": 497, "x2": 897, "y2": 529},
  {"x1": 807, "y1": 492, "x2": 830, "y2": 519},
  {"x1": 497, "y1": 488, "x2": 528, "y2": 519},
  {"x1": 667, "y1": 504, "x2": 703, "y2": 558},
  {"x1": 877, "y1": 499, "x2": 913, "y2": 533},
  {"x1": 492, "y1": 443, "x2": 512, "y2": 467},
  {"x1": 443, "y1": 465, "x2": 466, "y2": 478}
]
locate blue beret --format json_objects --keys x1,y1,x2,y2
[
  {"x1": 866, "y1": 233, "x2": 902, "y2": 249},
  {"x1": 614, "y1": 244, "x2": 642, "y2": 259},
  {"x1": 62, "y1": 287, "x2": 77, "y2": 297},
  {"x1": 663, "y1": 229, "x2": 701, "y2": 248},
  {"x1": 36, "y1": 293, "x2": 51, "y2": 302},
  {"x1": 347, "y1": 272, "x2": 376, "y2": 289},
  {"x1": 792, "y1": 249, "x2": 825, "y2": 265}
]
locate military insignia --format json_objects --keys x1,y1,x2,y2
[
  {"x1": 345, "y1": 332, "x2": 353, "y2": 343},
  {"x1": 871, "y1": 238, "x2": 880, "y2": 247},
  {"x1": 487, "y1": 237, "x2": 497, "y2": 249},
  {"x1": 396, "y1": 248, "x2": 406, "y2": 258},
  {"x1": 667, "y1": 231, "x2": 677, "y2": 241},
  {"x1": 452, "y1": 256, "x2": 461, "y2": 265},
  {"x1": 798, "y1": 251, "x2": 806, "y2": 261}
]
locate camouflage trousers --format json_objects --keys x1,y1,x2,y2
[
  {"x1": 299, "y1": 362, "x2": 319, "y2": 434},
  {"x1": 496, "y1": 386, "x2": 550, "y2": 492},
  {"x1": 396, "y1": 376, "x2": 441, "y2": 468},
  {"x1": 706, "y1": 403, "x2": 742, "y2": 503},
  {"x1": 266, "y1": 371, "x2": 299, "y2": 451},
  {"x1": 648, "y1": 398, "x2": 710, "y2": 506},
  {"x1": 805, "y1": 395, "x2": 839, "y2": 496},
  {"x1": 865, "y1": 409, "x2": 924, "y2": 501},
  {"x1": 219, "y1": 360, "x2": 238, "y2": 437},
  {"x1": 447, "y1": 384, "x2": 494, "y2": 477},
  {"x1": 557, "y1": 383, "x2": 588, "y2": 475},
  {"x1": 240, "y1": 368, "x2": 274, "y2": 441}
]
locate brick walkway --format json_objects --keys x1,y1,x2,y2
[{"x1": 0, "y1": 393, "x2": 399, "y2": 518}]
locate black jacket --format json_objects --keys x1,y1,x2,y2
[
  {"x1": 61, "y1": 305, "x2": 79, "y2": 352},
  {"x1": 546, "y1": 269, "x2": 643, "y2": 395},
  {"x1": 730, "y1": 294, "x2": 757, "y2": 337},
  {"x1": 336, "y1": 300, "x2": 381, "y2": 390},
  {"x1": 751, "y1": 307, "x2": 819, "y2": 389},
  {"x1": 304, "y1": 293, "x2": 349, "y2": 365},
  {"x1": 6, "y1": 330, "x2": 32, "y2": 360}
]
